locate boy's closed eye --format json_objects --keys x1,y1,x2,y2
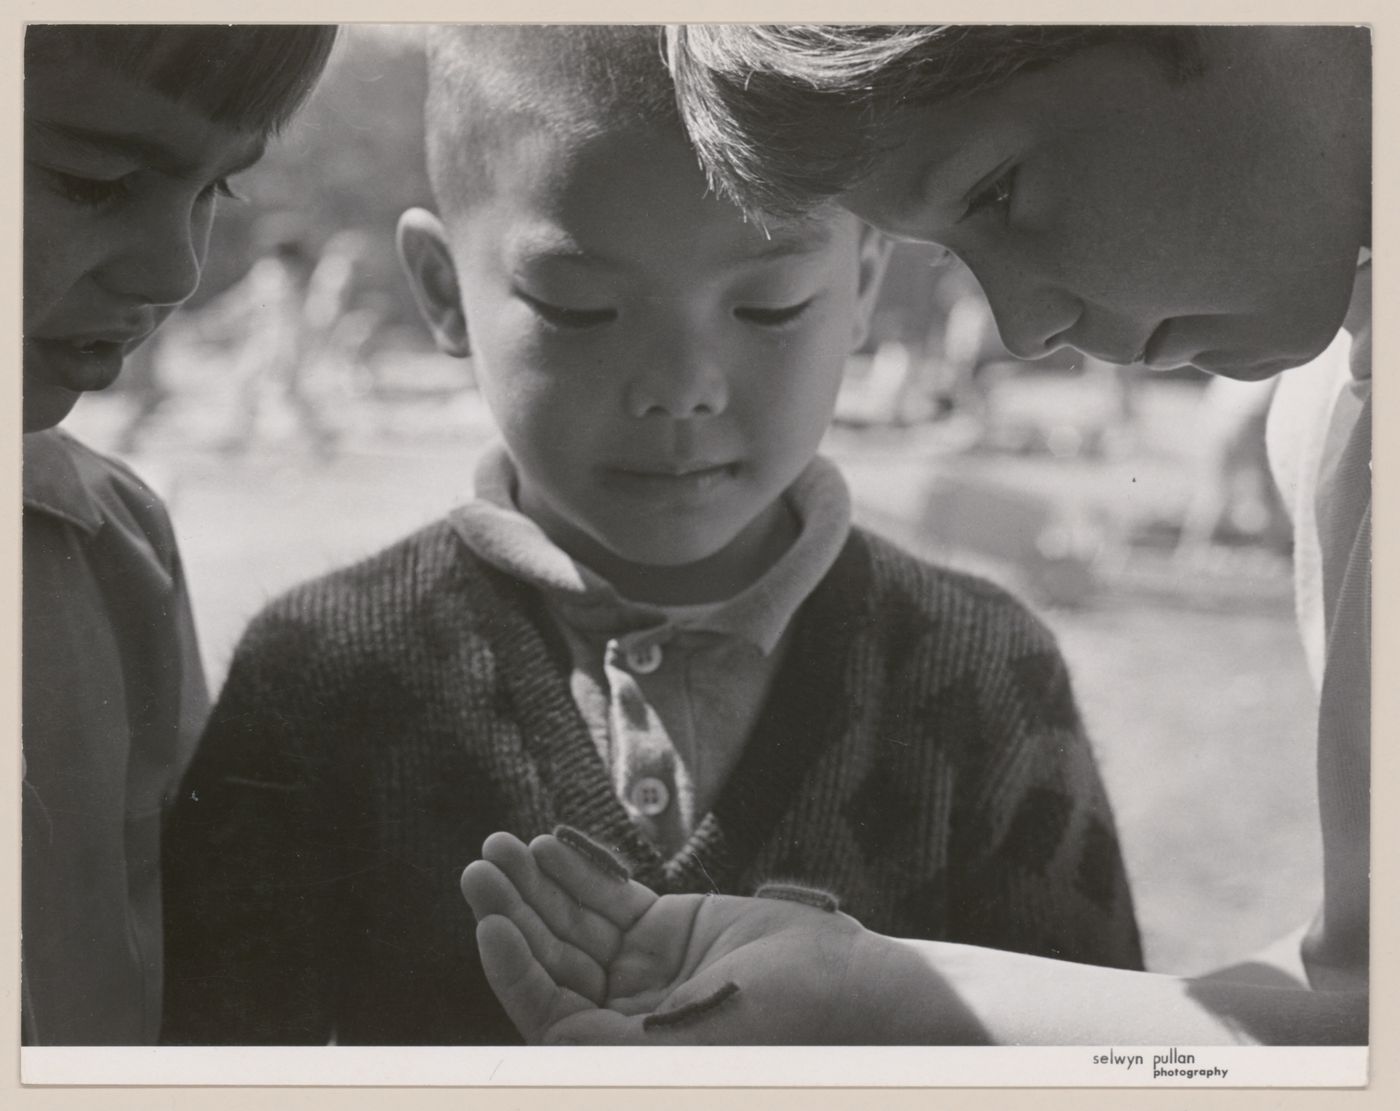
[
  {"x1": 516, "y1": 290, "x2": 819, "y2": 333},
  {"x1": 961, "y1": 163, "x2": 1018, "y2": 225},
  {"x1": 734, "y1": 296, "x2": 817, "y2": 329},
  {"x1": 516, "y1": 289, "x2": 618, "y2": 331},
  {"x1": 36, "y1": 166, "x2": 135, "y2": 207},
  {"x1": 33, "y1": 163, "x2": 244, "y2": 210}
]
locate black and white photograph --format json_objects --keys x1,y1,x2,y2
[{"x1": 17, "y1": 13, "x2": 1374, "y2": 1090}]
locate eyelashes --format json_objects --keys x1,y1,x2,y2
[
  {"x1": 42, "y1": 167, "x2": 132, "y2": 207},
  {"x1": 963, "y1": 166, "x2": 1018, "y2": 224},
  {"x1": 516, "y1": 291, "x2": 618, "y2": 330},
  {"x1": 734, "y1": 297, "x2": 815, "y2": 328},
  {"x1": 202, "y1": 178, "x2": 243, "y2": 204},
  {"x1": 516, "y1": 291, "x2": 817, "y2": 332},
  {"x1": 39, "y1": 166, "x2": 242, "y2": 209}
]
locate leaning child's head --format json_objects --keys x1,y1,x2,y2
[
  {"x1": 399, "y1": 25, "x2": 888, "y2": 605},
  {"x1": 23, "y1": 24, "x2": 337, "y2": 432},
  {"x1": 668, "y1": 25, "x2": 1370, "y2": 380}
]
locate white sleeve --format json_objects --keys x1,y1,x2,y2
[{"x1": 1264, "y1": 331, "x2": 1354, "y2": 689}]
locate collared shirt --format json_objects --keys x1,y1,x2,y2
[
  {"x1": 1265, "y1": 250, "x2": 1371, "y2": 992},
  {"x1": 450, "y1": 446, "x2": 852, "y2": 856},
  {"x1": 22, "y1": 429, "x2": 208, "y2": 1044}
]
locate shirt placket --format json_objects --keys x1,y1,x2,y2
[{"x1": 603, "y1": 632, "x2": 693, "y2": 856}]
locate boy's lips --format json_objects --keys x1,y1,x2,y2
[
  {"x1": 1076, "y1": 321, "x2": 1169, "y2": 367},
  {"x1": 27, "y1": 335, "x2": 139, "y2": 393},
  {"x1": 1136, "y1": 319, "x2": 1200, "y2": 369},
  {"x1": 601, "y1": 460, "x2": 740, "y2": 496}
]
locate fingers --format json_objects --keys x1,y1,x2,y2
[
  {"x1": 530, "y1": 830, "x2": 658, "y2": 930},
  {"x1": 474, "y1": 915, "x2": 597, "y2": 1045},
  {"x1": 460, "y1": 857, "x2": 606, "y2": 1005},
  {"x1": 479, "y1": 831, "x2": 625, "y2": 967}
]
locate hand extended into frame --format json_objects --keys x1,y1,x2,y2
[
  {"x1": 461, "y1": 827, "x2": 1366, "y2": 1047},
  {"x1": 459, "y1": 828, "x2": 980, "y2": 1045}
]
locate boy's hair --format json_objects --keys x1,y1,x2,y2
[
  {"x1": 667, "y1": 24, "x2": 1204, "y2": 218},
  {"x1": 423, "y1": 24, "x2": 677, "y2": 215},
  {"x1": 24, "y1": 24, "x2": 338, "y2": 136}
]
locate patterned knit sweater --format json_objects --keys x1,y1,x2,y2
[{"x1": 161, "y1": 521, "x2": 1142, "y2": 1045}]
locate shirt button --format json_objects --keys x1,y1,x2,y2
[
  {"x1": 625, "y1": 642, "x2": 663, "y2": 674},
  {"x1": 630, "y1": 776, "x2": 670, "y2": 816}
]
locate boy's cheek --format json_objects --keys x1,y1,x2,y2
[
  {"x1": 23, "y1": 215, "x2": 98, "y2": 333},
  {"x1": 22, "y1": 206, "x2": 62, "y2": 325}
]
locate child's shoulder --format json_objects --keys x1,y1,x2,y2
[
  {"x1": 23, "y1": 428, "x2": 178, "y2": 554},
  {"x1": 241, "y1": 514, "x2": 513, "y2": 651},
  {"x1": 840, "y1": 528, "x2": 1077, "y2": 729},
  {"x1": 49, "y1": 426, "x2": 145, "y2": 482},
  {"x1": 271, "y1": 514, "x2": 483, "y2": 602},
  {"x1": 845, "y1": 525, "x2": 1059, "y2": 653},
  {"x1": 850, "y1": 526, "x2": 1049, "y2": 620}
]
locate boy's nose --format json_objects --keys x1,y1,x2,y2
[
  {"x1": 972, "y1": 262, "x2": 1082, "y2": 361},
  {"x1": 625, "y1": 340, "x2": 729, "y2": 419},
  {"x1": 101, "y1": 198, "x2": 209, "y2": 309}
]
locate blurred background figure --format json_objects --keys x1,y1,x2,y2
[
  {"x1": 58, "y1": 25, "x2": 1319, "y2": 979},
  {"x1": 834, "y1": 307, "x2": 917, "y2": 427},
  {"x1": 301, "y1": 228, "x2": 384, "y2": 396},
  {"x1": 112, "y1": 328, "x2": 172, "y2": 457},
  {"x1": 1174, "y1": 376, "x2": 1290, "y2": 562},
  {"x1": 929, "y1": 260, "x2": 1000, "y2": 425},
  {"x1": 207, "y1": 222, "x2": 336, "y2": 457}
]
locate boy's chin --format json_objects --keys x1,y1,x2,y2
[
  {"x1": 577, "y1": 531, "x2": 752, "y2": 603},
  {"x1": 592, "y1": 540, "x2": 733, "y2": 579},
  {"x1": 23, "y1": 385, "x2": 81, "y2": 434},
  {"x1": 1191, "y1": 350, "x2": 1328, "y2": 382}
]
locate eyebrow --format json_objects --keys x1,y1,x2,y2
[
  {"x1": 27, "y1": 118, "x2": 266, "y2": 178},
  {"x1": 508, "y1": 221, "x2": 838, "y2": 276},
  {"x1": 508, "y1": 228, "x2": 618, "y2": 272},
  {"x1": 738, "y1": 222, "x2": 835, "y2": 263},
  {"x1": 915, "y1": 128, "x2": 1018, "y2": 223}
]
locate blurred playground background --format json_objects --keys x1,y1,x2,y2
[{"x1": 62, "y1": 27, "x2": 1323, "y2": 979}]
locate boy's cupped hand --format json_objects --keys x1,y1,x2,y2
[{"x1": 459, "y1": 828, "x2": 873, "y2": 1044}]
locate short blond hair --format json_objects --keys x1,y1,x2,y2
[{"x1": 667, "y1": 24, "x2": 1204, "y2": 218}]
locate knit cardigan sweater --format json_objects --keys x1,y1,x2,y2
[{"x1": 161, "y1": 520, "x2": 1142, "y2": 1045}]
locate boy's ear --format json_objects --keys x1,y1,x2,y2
[
  {"x1": 850, "y1": 225, "x2": 894, "y2": 351},
  {"x1": 397, "y1": 207, "x2": 470, "y2": 358}
]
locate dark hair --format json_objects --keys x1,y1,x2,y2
[
  {"x1": 667, "y1": 24, "x2": 1204, "y2": 218},
  {"x1": 25, "y1": 24, "x2": 339, "y2": 135},
  {"x1": 423, "y1": 24, "x2": 677, "y2": 214}
]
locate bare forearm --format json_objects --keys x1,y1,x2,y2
[{"x1": 855, "y1": 934, "x2": 1366, "y2": 1046}]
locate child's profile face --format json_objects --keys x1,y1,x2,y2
[
  {"x1": 841, "y1": 45, "x2": 1366, "y2": 380},
  {"x1": 24, "y1": 54, "x2": 266, "y2": 432},
  {"x1": 414, "y1": 126, "x2": 882, "y2": 591}
]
